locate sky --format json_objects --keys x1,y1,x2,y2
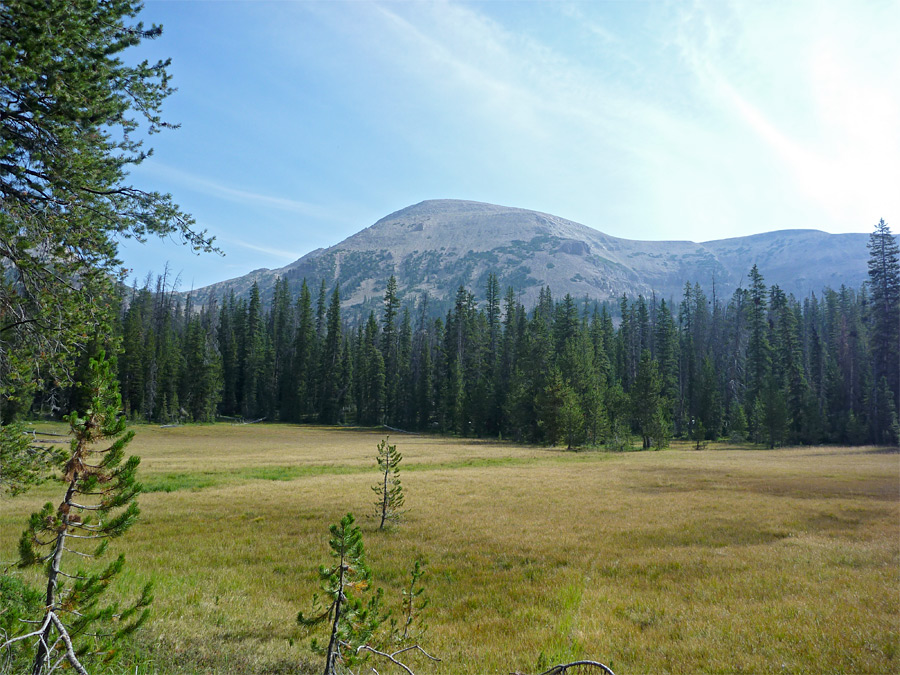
[{"x1": 120, "y1": 0, "x2": 900, "y2": 290}]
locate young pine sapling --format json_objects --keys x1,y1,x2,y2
[
  {"x1": 394, "y1": 559, "x2": 428, "y2": 645},
  {"x1": 298, "y1": 513, "x2": 383, "y2": 675},
  {"x1": 372, "y1": 437, "x2": 404, "y2": 529},
  {"x1": 8, "y1": 353, "x2": 151, "y2": 675}
]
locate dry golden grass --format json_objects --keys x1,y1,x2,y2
[{"x1": 1, "y1": 425, "x2": 897, "y2": 674}]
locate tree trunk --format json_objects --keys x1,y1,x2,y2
[
  {"x1": 324, "y1": 556, "x2": 346, "y2": 675},
  {"x1": 33, "y1": 480, "x2": 76, "y2": 675}
]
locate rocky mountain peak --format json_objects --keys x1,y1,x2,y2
[{"x1": 185, "y1": 200, "x2": 871, "y2": 318}]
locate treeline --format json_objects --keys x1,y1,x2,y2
[{"x1": 114, "y1": 247, "x2": 899, "y2": 448}]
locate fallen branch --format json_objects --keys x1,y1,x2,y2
[
  {"x1": 356, "y1": 644, "x2": 441, "y2": 675},
  {"x1": 514, "y1": 660, "x2": 616, "y2": 675},
  {"x1": 382, "y1": 425, "x2": 418, "y2": 435},
  {"x1": 242, "y1": 417, "x2": 267, "y2": 425}
]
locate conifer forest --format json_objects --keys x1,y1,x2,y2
[{"x1": 93, "y1": 225, "x2": 900, "y2": 449}]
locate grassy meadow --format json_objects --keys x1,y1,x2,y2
[{"x1": 1, "y1": 424, "x2": 898, "y2": 674}]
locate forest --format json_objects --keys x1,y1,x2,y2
[{"x1": 83, "y1": 225, "x2": 899, "y2": 450}]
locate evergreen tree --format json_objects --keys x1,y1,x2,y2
[
  {"x1": 871, "y1": 376, "x2": 899, "y2": 445},
  {"x1": 396, "y1": 307, "x2": 414, "y2": 428},
  {"x1": 241, "y1": 282, "x2": 266, "y2": 418},
  {"x1": 373, "y1": 437, "x2": 405, "y2": 529},
  {"x1": 746, "y1": 265, "x2": 771, "y2": 403},
  {"x1": 218, "y1": 291, "x2": 240, "y2": 416},
  {"x1": 319, "y1": 286, "x2": 344, "y2": 424},
  {"x1": 293, "y1": 280, "x2": 317, "y2": 420},
  {"x1": 696, "y1": 356, "x2": 723, "y2": 439},
  {"x1": 0, "y1": 424, "x2": 65, "y2": 497},
  {"x1": 605, "y1": 382, "x2": 632, "y2": 451},
  {"x1": 0, "y1": 0, "x2": 215, "y2": 430},
  {"x1": 16, "y1": 354, "x2": 151, "y2": 675},
  {"x1": 761, "y1": 375, "x2": 789, "y2": 448},
  {"x1": 181, "y1": 307, "x2": 222, "y2": 421},
  {"x1": 867, "y1": 219, "x2": 900, "y2": 433},
  {"x1": 484, "y1": 273, "x2": 503, "y2": 434},
  {"x1": 271, "y1": 277, "x2": 295, "y2": 420},
  {"x1": 654, "y1": 299, "x2": 678, "y2": 425},
  {"x1": 727, "y1": 399, "x2": 748, "y2": 442},
  {"x1": 381, "y1": 276, "x2": 400, "y2": 424},
  {"x1": 536, "y1": 368, "x2": 582, "y2": 448},
  {"x1": 297, "y1": 513, "x2": 382, "y2": 675},
  {"x1": 770, "y1": 286, "x2": 808, "y2": 442},
  {"x1": 631, "y1": 350, "x2": 668, "y2": 449},
  {"x1": 356, "y1": 313, "x2": 384, "y2": 425}
]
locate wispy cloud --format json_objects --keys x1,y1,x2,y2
[
  {"x1": 139, "y1": 162, "x2": 340, "y2": 220},
  {"x1": 227, "y1": 238, "x2": 301, "y2": 262},
  {"x1": 266, "y1": 0, "x2": 898, "y2": 238},
  {"x1": 671, "y1": 0, "x2": 900, "y2": 226}
]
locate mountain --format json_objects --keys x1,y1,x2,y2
[{"x1": 188, "y1": 199, "x2": 870, "y2": 314}]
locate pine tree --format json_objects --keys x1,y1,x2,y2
[
  {"x1": 373, "y1": 437, "x2": 405, "y2": 529},
  {"x1": 382, "y1": 276, "x2": 400, "y2": 424},
  {"x1": 218, "y1": 291, "x2": 239, "y2": 416},
  {"x1": 181, "y1": 308, "x2": 222, "y2": 421},
  {"x1": 761, "y1": 375, "x2": 789, "y2": 448},
  {"x1": 605, "y1": 382, "x2": 632, "y2": 451},
  {"x1": 294, "y1": 280, "x2": 317, "y2": 420},
  {"x1": 356, "y1": 314, "x2": 385, "y2": 425},
  {"x1": 871, "y1": 376, "x2": 899, "y2": 446},
  {"x1": 745, "y1": 265, "x2": 771, "y2": 404},
  {"x1": 631, "y1": 350, "x2": 668, "y2": 449},
  {"x1": 696, "y1": 356, "x2": 723, "y2": 439},
  {"x1": 397, "y1": 307, "x2": 414, "y2": 428},
  {"x1": 484, "y1": 274, "x2": 503, "y2": 434},
  {"x1": 727, "y1": 399, "x2": 748, "y2": 442},
  {"x1": 319, "y1": 286, "x2": 344, "y2": 424},
  {"x1": 0, "y1": 0, "x2": 215, "y2": 429},
  {"x1": 271, "y1": 277, "x2": 295, "y2": 420},
  {"x1": 867, "y1": 219, "x2": 900, "y2": 435},
  {"x1": 15, "y1": 353, "x2": 151, "y2": 675},
  {"x1": 298, "y1": 513, "x2": 382, "y2": 675},
  {"x1": 0, "y1": 424, "x2": 66, "y2": 497}
]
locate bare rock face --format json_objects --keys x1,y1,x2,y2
[{"x1": 187, "y1": 199, "x2": 871, "y2": 314}]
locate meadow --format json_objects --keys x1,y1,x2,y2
[{"x1": 1, "y1": 424, "x2": 897, "y2": 674}]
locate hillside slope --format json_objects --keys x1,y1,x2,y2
[{"x1": 188, "y1": 199, "x2": 870, "y2": 311}]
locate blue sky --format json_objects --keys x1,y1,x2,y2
[{"x1": 120, "y1": 0, "x2": 900, "y2": 290}]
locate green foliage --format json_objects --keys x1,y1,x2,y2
[
  {"x1": 15, "y1": 352, "x2": 151, "y2": 674},
  {"x1": 867, "y1": 219, "x2": 900, "y2": 439},
  {"x1": 395, "y1": 559, "x2": 428, "y2": 644},
  {"x1": 98, "y1": 260, "x2": 896, "y2": 449},
  {"x1": 761, "y1": 378, "x2": 790, "y2": 448},
  {"x1": 728, "y1": 401, "x2": 748, "y2": 443},
  {"x1": 373, "y1": 437, "x2": 405, "y2": 529},
  {"x1": 0, "y1": 423, "x2": 66, "y2": 496},
  {"x1": 693, "y1": 420, "x2": 707, "y2": 450},
  {"x1": 0, "y1": 0, "x2": 215, "y2": 422},
  {"x1": 298, "y1": 513, "x2": 383, "y2": 675},
  {"x1": 631, "y1": 350, "x2": 669, "y2": 449},
  {"x1": 0, "y1": 573, "x2": 42, "y2": 669},
  {"x1": 537, "y1": 369, "x2": 584, "y2": 449},
  {"x1": 604, "y1": 383, "x2": 633, "y2": 451}
]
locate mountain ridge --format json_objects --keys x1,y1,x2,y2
[{"x1": 187, "y1": 199, "x2": 870, "y2": 313}]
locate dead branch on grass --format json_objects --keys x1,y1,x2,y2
[
  {"x1": 513, "y1": 660, "x2": 616, "y2": 675},
  {"x1": 356, "y1": 644, "x2": 440, "y2": 675}
]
